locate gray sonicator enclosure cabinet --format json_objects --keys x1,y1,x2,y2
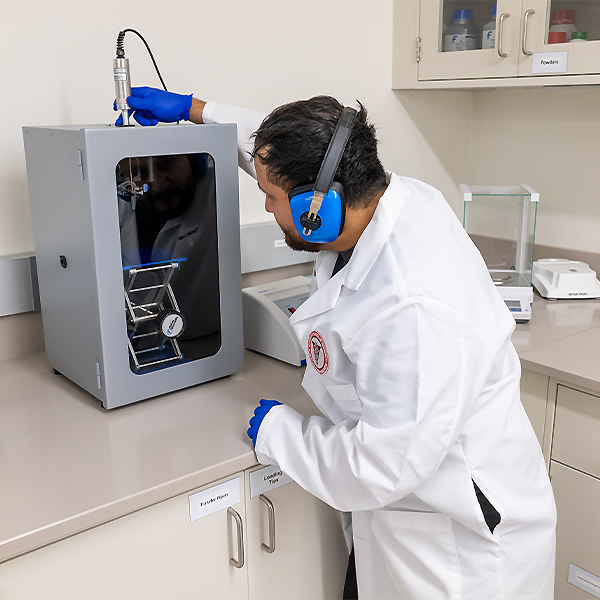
[{"x1": 23, "y1": 123, "x2": 243, "y2": 409}]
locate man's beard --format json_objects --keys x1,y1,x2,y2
[
  {"x1": 281, "y1": 225, "x2": 324, "y2": 253},
  {"x1": 145, "y1": 176, "x2": 197, "y2": 221}
]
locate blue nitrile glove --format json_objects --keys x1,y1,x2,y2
[
  {"x1": 247, "y1": 399, "x2": 282, "y2": 447},
  {"x1": 113, "y1": 86, "x2": 193, "y2": 126}
]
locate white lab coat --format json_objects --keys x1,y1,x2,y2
[{"x1": 204, "y1": 102, "x2": 556, "y2": 599}]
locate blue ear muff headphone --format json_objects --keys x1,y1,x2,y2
[{"x1": 288, "y1": 107, "x2": 357, "y2": 243}]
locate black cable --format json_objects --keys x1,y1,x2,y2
[{"x1": 116, "y1": 29, "x2": 168, "y2": 92}]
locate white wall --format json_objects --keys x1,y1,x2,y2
[
  {"x1": 1, "y1": 0, "x2": 472, "y2": 257},
  {"x1": 470, "y1": 87, "x2": 600, "y2": 254}
]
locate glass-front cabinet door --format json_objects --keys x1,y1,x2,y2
[
  {"x1": 519, "y1": 0, "x2": 600, "y2": 76},
  {"x1": 419, "y1": 0, "x2": 523, "y2": 81},
  {"x1": 417, "y1": 0, "x2": 600, "y2": 82}
]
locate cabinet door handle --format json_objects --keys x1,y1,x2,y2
[
  {"x1": 497, "y1": 13, "x2": 510, "y2": 58},
  {"x1": 522, "y1": 9, "x2": 535, "y2": 56},
  {"x1": 259, "y1": 494, "x2": 276, "y2": 554},
  {"x1": 227, "y1": 507, "x2": 245, "y2": 569}
]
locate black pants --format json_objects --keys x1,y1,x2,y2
[{"x1": 343, "y1": 549, "x2": 358, "y2": 600}]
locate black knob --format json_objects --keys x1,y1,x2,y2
[
  {"x1": 300, "y1": 212, "x2": 322, "y2": 231},
  {"x1": 59, "y1": 255, "x2": 67, "y2": 269}
]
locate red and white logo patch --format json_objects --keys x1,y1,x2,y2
[{"x1": 308, "y1": 330, "x2": 329, "y2": 375}]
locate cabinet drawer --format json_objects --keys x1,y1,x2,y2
[
  {"x1": 551, "y1": 461, "x2": 600, "y2": 600},
  {"x1": 553, "y1": 385, "x2": 600, "y2": 479}
]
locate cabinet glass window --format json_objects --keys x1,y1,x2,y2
[
  {"x1": 546, "y1": 1, "x2": 598, "y2": 43},
  {"x1": 441, "y1": 1, "x2": 498, "y2": 52},
  {"x1": 116, "y1": 153, "x2": 221, "y2": 374}
]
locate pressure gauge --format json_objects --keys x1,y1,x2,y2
[{"x1": 158, "y1": 310, "x2": 185, "y2": 339}]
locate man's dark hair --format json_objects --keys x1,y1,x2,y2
[{"x1": 251, "y1": 96, "x2": 387, "y2": 209}]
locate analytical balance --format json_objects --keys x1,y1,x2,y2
[
  {"x1": 462, "y1": 184, "x2": 538, "y2": 322},
  {"x1": 23, "y1": 123, "x2": 244, "y2": 409},
  {"x1": 533, "y1": 259, "x2": 600, "y2": 300}
]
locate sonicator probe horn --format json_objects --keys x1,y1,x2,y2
[{"x1": 114, "y1": 57, "x2": 131, "y2": 127}]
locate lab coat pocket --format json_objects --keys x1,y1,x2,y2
[
  {"x1": 371, "y1": 510, "x2": 461, "y2": 600},
  {"x1": 323, "y1": 383, "x2": 362, "y2": 423}
]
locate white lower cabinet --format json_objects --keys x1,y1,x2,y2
[
  {"x1": 244, "y1": 466, "x2": 348, "y2": 600},
  {"x1": 549, "y1": 384, "x2": 600, "y2": 598},
  {"x1": 551, "y1": 460, "x2": 600, "y2": 600},
  {"x1": 0, "y1": 469, "x2": 347, "y2": 600},
  {"x1": 0, "y1": 474, "x2": 249, "y2": 600}
]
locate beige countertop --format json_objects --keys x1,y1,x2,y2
[
  {"x1": 515, "y1": 294, "x2": 600, "y2": 393},
  {"x1": 0, "y1": 350, "x2": 313, "y2": 564},
  {"x1": 2, "y1": 293, "x2": 600, "y2": 565}
]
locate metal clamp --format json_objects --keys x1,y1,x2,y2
[
  {"x1": 227, "y1": 507, "x2": 245, "y2": 568},
  {"x1": 522, "y1": 9, "x2": 535, "y2": 56},
  {"x1": 259, "y1": 494, "x2": 276, "y2": 554},
  {"x1": 497, "y1": 13, "x2": 509, "y2": 58}
]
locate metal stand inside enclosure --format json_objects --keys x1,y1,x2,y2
[{"x1": 124, "y1": 258, "x2": 186, "y2": 372}]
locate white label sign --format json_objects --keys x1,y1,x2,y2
[
  {"x1": 189, "y1": 477, "x2": 240, "y2": 522},
  {"x1": 250, "y1": 465, "x2": 293, "y2": 498},
  {"x1": 568, "y1": 563, "x2": 600, "y2": 598},
  {"x1": 531, "y1": 51, "x2": 568, "y2": 74}
]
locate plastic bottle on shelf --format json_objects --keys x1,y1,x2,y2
[
  {"x1": 548, "y1": 31, "x2": 567, "y2": 44},
  {"x1": 482, "y1": 4, "x2": 497, "y2": 50},
  {"x1": 444, "y1": 10, "x2": 479, "y2": 52},
  {"x1": 548, "y1": 10, "x2": 577, "y2": 44},
  {"x1": 570, "y1": 31, "x2": 588, "y2": 42}
]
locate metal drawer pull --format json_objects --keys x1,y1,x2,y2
[
  {"x1": 522, "y1": 9, "x2": 535, "y2": 56},
  {"x1": 260, "y1": 494, "x2": 276, "y2": 554},
  {"x1": 497, "y1": 13, "x2": 509, "y2": 58},
  {"x1": 227, "y1": 507, "x2": 245, "y2": 568}
]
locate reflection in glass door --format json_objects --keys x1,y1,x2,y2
[{"x1": 116, "y1": 153, "x2": 222, "y2": 374}]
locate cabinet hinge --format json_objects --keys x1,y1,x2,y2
[
  {"x1": 77, "y1": 150, "x2": 85, "y2": 180},
  {"x1": 416, "y1": 37, "x2": 421, "y2": 63}
]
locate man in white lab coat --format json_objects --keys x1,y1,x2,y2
[{"x1": 120, "y1": 87, "x2": 556, "y2": 599}]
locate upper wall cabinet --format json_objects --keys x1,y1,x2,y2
[{"x1": 393, "y1": 0, "x2": 600, "y2": 88}]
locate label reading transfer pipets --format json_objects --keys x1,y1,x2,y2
[{"x1": 189, "y1": 477, "x2": 241, "y2": 522}]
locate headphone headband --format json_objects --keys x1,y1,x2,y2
[{"x1": 313, "y1": 107, "x2": 357, "y2": 195}]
